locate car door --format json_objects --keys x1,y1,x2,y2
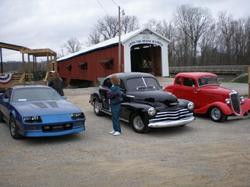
[
  {"x1": 118, "y1": 80, "x2": 129, "y2": 121},
  {"x1": 181, "y1": 77, "x2": 199, "y2": 107},
  {"x1": 172, "y1": 76, "x2": 183, "y2": 98},
  {"x1": 99, "y1": 78, "x2": 112, "y2": 111}
]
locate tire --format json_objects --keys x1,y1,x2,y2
[
  {"x1": 93, "y1": 99, "x2": 104, "y2": 116},
  {"x1": 209, "y1": 107, "x2": 227, "y2": 122},
  {"x1": 130, "y1": 113, "x2": 149, "y2": 133},
  {"x1": 9, "y1": 117, "x2": 22, "y2": 139}
]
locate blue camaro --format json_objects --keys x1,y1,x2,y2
[{"x1": 0, "y1": 85, "x2": 85, "y2": 139}]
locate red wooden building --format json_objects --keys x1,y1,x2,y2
[{"x1": 57, "y1": 28, "x2": 170, "y2": 86}]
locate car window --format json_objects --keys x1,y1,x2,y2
[
  {"x1": 175, "y1": 77, "x2": 182, "y2": 85},
  {"x1": 126, "y1": 77, "x2": 160, "y2": 91},
  {"x1": 11, "y1": 87, "x2": 62, "y2": 102},
  {"x1": 102, "y1": 78, "x2": 112, "y2": 88},
  {"x1": 143, "y1": 77, "x2": 161, "y2": 90},
  {"x1": 198, "y1": 76, "x2": 218, "y2": 86},
  {"x1": 183, "y1": 78, "x2": 195, "y2": 87},
  {"x1": 126, "y1": 78, "x2": 144, "y2": 91}
]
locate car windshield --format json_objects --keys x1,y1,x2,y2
[
  {"x1": 198, "y1": 76, "x2": 219, "y2": 87},
  {"x1": 11, "y1": 87, "x2": 62, "y2": 102},
  {"x1": 126, "y1": 77, "x2": 161, "y2": 91}
]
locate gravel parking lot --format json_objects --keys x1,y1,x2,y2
[{"x1": 0, "y1": 87, "x2": 250, "y2": 187}]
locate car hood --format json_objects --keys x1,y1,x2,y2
[
  {"x1": 200, "y1": 85, "x2": 232, "y2": 96},
  {"x1": 12, "y1": 100, "x2": 81, "y2": 116},
  {"x1": 127, "y1": 90, "x2": 177, "y2": 105}
]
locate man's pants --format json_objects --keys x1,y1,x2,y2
[{"x1": 111, "y1": 104, "x2": 121, "y2": 133}]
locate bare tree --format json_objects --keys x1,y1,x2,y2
[
  {"x1": 88, "y1": 30, "x2": 101, "y2": 45},
  {"x1": 174, "y1": 5, "x2": 212, "y2": 65},
  {"x1": 122, "y1": 15, "x2": 139, "y2": 33},
  {"x1": 97, "y1": 15, "x2": 118, "y2": 40},
  {"x1": 63, "y1": 38, "x2": 82, "y2": 54},
  {"x1": 87, "y1": 15, "x2": 139, "y2": 45}
]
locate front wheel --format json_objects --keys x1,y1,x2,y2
[
  {"x1": 9, "y1": 117, "x2": 22, "y2": 139},
  {"x1": 93, "y1": 99, "x2": 103, "y2": 116},
  {"x1": 130, "y1": 113, "x2": 149, "y2": 133},
  {"x1": 209, "y1": 107, "x2": 227, "y2": 122}
]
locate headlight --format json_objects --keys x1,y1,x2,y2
[
  {"x1": 23, "y1": 116, "x2": 42, "y2": 123},
  {"x1": 225, "y1": 98, "x2": 230, "y2": 104},
  {"x1": 240, "y1": 96, "x2": 245, "y2": 104},
  {"x1": 71, "y1": 112, "x2": 85, "y2": 119},
  {"x1": 187, "y1": 102, "x2": 194, "y2": 110},
  {"x1": 148, "y1": 107, "x2": 156, "y2": 116}
]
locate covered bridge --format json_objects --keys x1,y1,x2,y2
[{"x1": 57, "y1": 28, "x2": 170, "y2": 86}]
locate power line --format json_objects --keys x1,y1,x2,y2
[
  {"x1": 96, "y1": 0, "x2": 108, "y2": 14},
  {"x1": 110, "y1": 0, "x2": 119, "y2": 7}
]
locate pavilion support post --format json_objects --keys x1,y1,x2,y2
[
  {"x1": 0, "y1": 48, "x2": 3, "y2": 74},
  {"x1": 21, "y1": 53, "x2": 25, "y2": 72}
]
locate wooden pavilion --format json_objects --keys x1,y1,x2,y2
[{"x1": 0, "y1": 42, "x2": 57, "y2": 89}]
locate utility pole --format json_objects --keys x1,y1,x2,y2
[
  {"x1": 0, "y1": 48, "x2": 3, "y2": 74},
  {"x1": 118, "y1": 6, "x2": 121, "y2": 72}
]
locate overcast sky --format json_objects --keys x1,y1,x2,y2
[{"x1": 1, "y1": 0, "x2": 250, "y2": 61}]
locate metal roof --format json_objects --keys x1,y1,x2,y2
[{"x1": 57, "y1": 28, "x2": 170, "y2": 62}]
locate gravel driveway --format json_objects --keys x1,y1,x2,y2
[{"x1": 0, "y1": 87, "x2": 250, "y2": 187}]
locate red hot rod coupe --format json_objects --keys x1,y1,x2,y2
[{"x1": 164, "y1": 72, "x2": 250, "y2": 122}]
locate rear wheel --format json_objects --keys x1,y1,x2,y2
[
  {"x1": 9, "y1": 117, "x2": 22, "y2": 139},
  {"x1": 0, "y1": 112, "x2": 4, "y2": 122},
  {"x1": 130, "y1": 113, "x2": 149, "y2": 133},
  {"x1": 209, "y1": 107, "x2": 227, "y2": 122},
  {"x1": 93, "y1": 99, "x2": 103, "y2": 116}
]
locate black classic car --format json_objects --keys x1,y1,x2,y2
[{"x1": 90, "y1": 72, "x2": 195, "y2": 133}]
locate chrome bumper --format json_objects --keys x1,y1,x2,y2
[{"x1": 148, "y1": 116, "x2": 195, "y2": 128}]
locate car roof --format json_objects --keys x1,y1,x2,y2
[
  {"x1": 107, "y1": 72, "x2": 155, "y2": 80},
  {"x1": 12, "y1": 85, "x2": 49, "y2": 90},
  {"x1": 176, "y1": 72, "x2": 217, "y2": 79}
]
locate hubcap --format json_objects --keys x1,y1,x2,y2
[
  {"x1": 211, "y1": 108, "x2": 221, "y2": 121},
  {"x1": 133, "y1": 116, "x2": 144, "y2": 130},
  {"x1": 94, "y1": 101, "x2": 101, "y2": 113}
]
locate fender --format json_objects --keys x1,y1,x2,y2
[
  {"x1": 122, "y1": 102, "x2": 152, "y2": 112},
  {"x1": 122, "y1": 102, "x2": 151, "y2": 123},
  {"x1": 241, "y1": 98, "x2": 250, "y2": 115},
  {"x1": 90, "y1": 91, "x2": 101, "y2": 104},
  {"x1": 194, "y1": 101, "x2": 233, "y2": 116}
]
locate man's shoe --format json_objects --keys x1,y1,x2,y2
[
  {"x1": 113, "y1": 131, "x2": 121, "y2": 136},
  {"x1": 109, "y1": 130, "x2": 115, "y2": 134}
]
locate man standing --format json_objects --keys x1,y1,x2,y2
[
  {"x1": 107, "y1": 75, "x2": 123, "y2": 136},
  {"x1": 48, "y1": 71, "x2": 64, "y2": 96}
]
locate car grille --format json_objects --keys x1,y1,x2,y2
[
  {"x1": 149, "y1": 108, "x2": 193, "y2": 123},
  {"x1": 42, "y1": 123, "x2": 73, "y2": 132},
  {"x1": 230, "y1": 92, "x2": 241, "y2": 115}
]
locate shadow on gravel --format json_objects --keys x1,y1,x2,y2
[
  {"x1": 194, "y1": 114, "x2": 250, "y2": 127},
  {"x1": 146, "y1": 125, "x2": 196, "y2": 137},
  {"x1": 22, "y1": 133, "x2": 85, "y2": 145}
]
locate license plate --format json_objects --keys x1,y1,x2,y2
[{"x1": 52, "y1": 125, "x2": 63, "y2": 130}]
